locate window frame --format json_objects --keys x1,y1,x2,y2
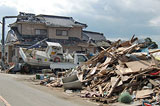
[
  {"x1": 35, "y1": 29, "x2": 47, "y2": 36},
  {"x1": 56, "y1": 29, "x2": 68, "y2": 36}
]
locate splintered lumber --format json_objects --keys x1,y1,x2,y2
[
  {"x1": 107, "y1": 76, "x2": 121, "y2": 97},
  {"x1": 97, "y1": 68, "x2": 109, "y2": 76},
  {"x1": 102, "y1": 83, "x2": 110, "y2": 91},
  {"x1": 99, "y1": 57, "x2": 112, "y2": 68},
  {"x1": 111, "y1": 77, "x2": 123, "y2": 87},
  {"x1": 98, "y1": 85, "x2": 103, "y2": 95},
  {"x1": 121, "y1": 44, "x2": 138, "y2": 54},
  {"x1": 91, "y1": 74, "x2": 111, "y2": 89},
  {"x1": 85, "y1": 40, "x2": 120, "y2": 65},
  {"x1": 5, "y1": 64, "x2": 15, "y2": 73},
  {"x1": 39, "y1": 37, "x2": 160, "y2": 104},
  {"x1": 87, "y1": 67, "x2": 97, "y2": 76},
  {"x1": 149, "y1": 49, "x2": 160, "y2": 54},
  {"x1": 120, "y1": 35, "x2": 138, "y2": 47}
]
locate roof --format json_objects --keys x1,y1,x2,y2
[
  {"x1": 46, "y1": 41, "x2": 62, "y2": 48},
  {"x1": 96, "y1": 41, "x2": 111, "y2": 47},
  {"x1": 82, "y1": 30, "x2": 106, "y2": 41},
  {"x1": 16, "y1": 12, "x2": 87, "y2": 28}
]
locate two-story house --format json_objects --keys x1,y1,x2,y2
[{"x1": 6, "y1": 12, "x2": 109, "y2": 63}]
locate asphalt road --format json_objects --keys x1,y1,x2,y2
[{"x1": 0, "y1": 73, "x2": 97, "y2": 106}]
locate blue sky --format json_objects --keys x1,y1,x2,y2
[{"x1": 0, "y1": 0, "x2": 160, "y2": 46}]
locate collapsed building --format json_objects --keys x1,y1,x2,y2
[{"x1": 6, "y1": 12, "x2": 110, "y2": 64}]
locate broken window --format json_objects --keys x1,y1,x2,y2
[
  {"x1": 35, "y1": 29, "x2": 47, "y2": 35},
  {"x1": 56, "y1": 30, "x2": 68, "y2": 36}
]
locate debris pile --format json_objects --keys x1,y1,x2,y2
[{"x1": 40, "y1": 36, "x2": 160, "y2": 105}]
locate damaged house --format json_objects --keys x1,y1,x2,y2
[{"x1": 6, "y1": 12, "x2": 109, "y2": 64}]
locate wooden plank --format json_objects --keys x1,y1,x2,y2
[
  {"x1": 98, "y1": 85, "x2": 103, "y2": 95},
  {"x1": 111, "y1": 77, "x2": 123, "y2": 87},
  {"x1": 99, "y1": 57, "x2": 111, "y2": 68},
  {"x1": 102, "y1": 83, "x2": 109, "y2": 91},
  {"x1": 123, "y1": 44, "x2": 138, "y2": 54},
  {"x1": 149, "y1": 49, "x2": 160, "y2": 54},
  {"x1": 107, "y1": 76, "x2": 121, "y2": 97},
  {"x1": 0, "y1": 96, "x2": 11, "y2": 106},
  {"x1": 149, "y1": 79, "x2": 159, "y2": 87}
]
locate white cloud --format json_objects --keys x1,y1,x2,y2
[
  {"x1": 94, "y1": 15, "x2": 117, "y2": 22},
  {"x1": 149, "y1": 16, "x2": 160, "y2": 26},
  {"x1": 0, "y1": 0, "x2": 99, "y2": 15}
]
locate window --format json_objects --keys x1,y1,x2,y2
[
  {"x1": 78, "y1": 55, "x2": 87, "y2": 62},
  {"x1": 56, "y1": 30, "x2": 68, "y2": 36},
  {"x1": 35, "y1": 29, "x2": 47, "y2": 35}
]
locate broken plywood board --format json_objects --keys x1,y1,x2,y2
[
  {"x1": 136, "y1": 89, "x2": 153, "y2": 99},
  {"x1": 116, "y1": 65, "x2": 133, "y2": 75},
  {"x1": 125, "y1": 60, "x2": 155, "y2": 73},
  {"x1": 115, "y1": 70, "x2": 130, "y2": 81}
]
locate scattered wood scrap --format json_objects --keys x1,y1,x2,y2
[{"x1": 39, "y1": 36, "x2": 160, "y2": 105}]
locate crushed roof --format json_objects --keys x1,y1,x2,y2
[{"x1": 16, "y1": 12, "x2": 87, "y2": 28}]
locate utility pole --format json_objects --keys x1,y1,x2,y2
[{"x1": 1, "y1": 17, "x2": 6, "y2": 70}]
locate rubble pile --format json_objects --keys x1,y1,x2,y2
[{"x1": 40, "y1": 36, "x2": 160, "y2": 105}]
